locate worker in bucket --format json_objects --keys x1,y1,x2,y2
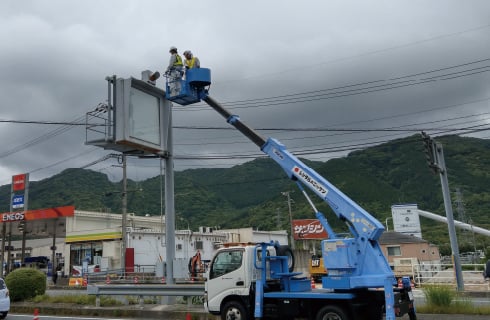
[
  {"x1": 183, "y1": 50, "x2": 200, "y2": 70},
  {"x1": 165, "y1": 46, "x2": 184, "y2": 96}
]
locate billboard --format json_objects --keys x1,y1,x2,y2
[
  {"x1": 86, "y1": 75, "x2": 171, "y2": 156},
  {"x1": 114, "y1": 77, "x2": 170, "y2": 154},
  {"x1": 292, "y1": 219, "x2": 328, "y2": 240},
  {"x1": 391, "y1": 204, "x2": 422, "y2": 238}
]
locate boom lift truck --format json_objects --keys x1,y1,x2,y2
[{"x1": 164, "y1": 69, "x2": 416, "y2": 320}]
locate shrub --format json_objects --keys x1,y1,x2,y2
[{"x1": 5, "y1": 268, "x2": 46, "y2": 301}]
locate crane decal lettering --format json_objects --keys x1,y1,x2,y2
[{"x1": 292, "y1": 166, "x2": 328, "y2": 197}]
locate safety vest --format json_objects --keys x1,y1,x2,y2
[
  {"x1": 185, "y1": 57, "x2": 197, "y2": 69},
  {"x1": 173, "y1": 54, "x2": 183, "y2": 67}
]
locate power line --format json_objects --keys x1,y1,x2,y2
[
  {"x1": 177, "y1": 58, "x2": 490, "y2": 111},
  {"x1": 2, "y1": 60, "x2": 488, "y2": 130},
  {"x1": 0, "y1": 115, "x2": 85, "y2": 159},
  {"x1": 0, "y1": 119, "x2": 88, "y2": 125}
]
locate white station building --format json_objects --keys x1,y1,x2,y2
[{"x1": 9, "y1": 210, "x2": 288, "y2": 279}]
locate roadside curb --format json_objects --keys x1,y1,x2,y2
[{"x1": 11, "y1": 303, "x2": 215, "y2": 319}]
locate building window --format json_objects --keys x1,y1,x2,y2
[
  {"x1": 176, "y1": 244, "x2": 182, "y2": 250},
  {"x1": 195, "y1": 241, "x2": 203, "y2": 250},
  {"x1": 387, "y1": 246, "x2": 401, "y2": 256}
]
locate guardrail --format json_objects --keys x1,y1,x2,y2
[
  {"x1": 393, "y1": 263, "x2": 488, "y2": 290},
  {"x1": 87, "y1": 284, "x2": 205, "y2": 307}
]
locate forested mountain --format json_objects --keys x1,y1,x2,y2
[{"x1": 1, "y1": 134, "x2": 489, "y2": 255}]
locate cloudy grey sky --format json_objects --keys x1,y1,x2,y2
[{"x1": 1, "y1": 0, "x2": 489, "y2": 185}]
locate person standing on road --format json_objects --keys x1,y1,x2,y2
[{"x1": 52, "y1": 267, "x2": 58, "y2": 285}]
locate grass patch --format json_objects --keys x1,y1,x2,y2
[
  {"x1": 31, "y1": 294, "x2": 122, "y2": 306},
  {"x1": 418, "y1": 285, "x2": 490, "y2": 315},
  {"x1": 418, "y1": 301, "x2": 490, "y2": 315},
  {"x1": 423, "y1": 285, "x2": 455, "y2": 307}
]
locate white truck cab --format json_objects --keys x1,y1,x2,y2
[{"x1": 205, "y1": 243, "x2": 295, "y2": 315}]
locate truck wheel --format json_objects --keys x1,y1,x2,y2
[
  {"x1": 316, "y1": 305, "x2": 349, "y2": 320},
  {"x1": 408, "y1": 309, "x2": 417, "y2": 320},
  {"x1": 221, "y1": 300, "x2": 248, "y2": 320},
  {"x1": 276, "y1": 245, "x2": 295, "y2": 272}
]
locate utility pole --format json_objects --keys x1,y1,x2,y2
[
  {"x1": 385, "y1": 217, "x2": 393, "y2": 231},
  {"x1": 455, "y1": 188, "x2": 478, "y2": 263},
  {"x1": 282, "y1": 191, "x2": 295, "y2": 249},
  {"x1": 121, "y1": 154, "x2": 127, "y2": 276},
  {"x1": 421, "y1": 132, "x2": 464, "y2": 291},
  {"x1": 454, "y1": 188, "x2": 468, "y2": 253},
  {"x1": 276, "y1": 208, "x2": 281, "y2": 227}
]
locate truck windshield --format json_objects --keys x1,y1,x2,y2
[{"x1": 209, "y1": 250, "x2": 243, "y2": 279}]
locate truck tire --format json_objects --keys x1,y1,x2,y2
[
  {"x1": 276, "y1": 245, "x2": 295, "y2": 272},
  {"x1": 408, "y1": 309, "x2": 417, "y2": 320},
  {"x1": 221, "y1": 300, "x2": 249, "y2": 320},
  {"x1": 315, "y1": 305, "x2": 349, "y2": 320}
]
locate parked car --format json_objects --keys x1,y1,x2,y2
[
  {"x1": 0, "y1": 278, "x2": 10, "y2": 319},
  {"x1": 71, "y1": 264, "x2": 100, "y2": 277}
]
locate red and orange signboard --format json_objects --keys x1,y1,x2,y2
[
  {"x1": 12, "y1": 174, "x2": 27, "y2": 191},
  {"x1": 292, "y1": 219, "x2": 328, "y2": 240},
  {"x1": 0, "y1": 205, "x2": 75, "y2": 223}
]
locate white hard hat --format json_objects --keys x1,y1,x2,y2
[
  {"x1": 169, "y1": 46, "x2": 177, "y2": 52},
  {"x1": 183, "y1": 50, "x2": 192, "y2": 55}
]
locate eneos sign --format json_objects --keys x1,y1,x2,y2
[
  {"x1": 2, "y1": 212, "x2": 25, "y2": 222},
  {"x1": 0, "y1": 206, "x2": 74, "y2": 224}
]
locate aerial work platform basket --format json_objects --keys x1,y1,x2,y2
[{"x1": 166, "y1": 68, "x2": 211, "y2": 105}]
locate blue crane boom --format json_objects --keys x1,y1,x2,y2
[{"x1": 203, "y1": 95, "x2": 384, "y2": 241}]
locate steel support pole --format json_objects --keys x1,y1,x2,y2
[
  {"x1": 21, "y1": 174, "x2": 29, "y2": 265},
  {"x1": 0, "y1": 224, "x2": 5, "y2": 277},
  {"x1": 121, "y1": 154, "x2": 127, "y2": 276},
  {"x1": 164, "y1": 100, "x2": 176, "y2": 304},
  {"x1": 435, "y1": 142, "x2": 464, "y2": 291},
  {"x1": 6, "y1": 224, "x2": 11, "y2": 274},
  {"x1": 165, "y1": 113, "x2": 175, "y2": 284},
  {"x1": 51, "y1": 219, "x2": 57, "y2": 281}
]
